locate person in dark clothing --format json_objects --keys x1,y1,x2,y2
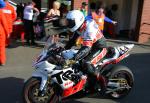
[
  {"x1": 16, "y1": 3, "x2": 24, "y2": 19},
  {"x1": 106, "y1": 4, "x2": 118, "y2": 20},
  {"x1": 59, "y1": 3, "x2": 68, "y2": 18}
]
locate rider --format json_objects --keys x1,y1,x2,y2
[{"x1": 63, "y1": 10, "x2": 107, "y2": 84}]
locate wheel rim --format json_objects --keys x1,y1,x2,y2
[
  {"x1": 109, "y1": 70, "x2": 133, "y2": 98},
  {"x1": 25, "y1": 80, "x2": 54, "y2": 103}
]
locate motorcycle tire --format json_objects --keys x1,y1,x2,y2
[
  {"x1": 22, "y1": 77, "x2": 60, "y2": 103},
  {"x1": 107, "y1": 65, "x2": 134, "y2": 99}
]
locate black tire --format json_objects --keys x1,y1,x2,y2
[
  {"x1": 22, "y1": 77, "x2": 59, "y2": 103},
  {"x1": 107, "y1": 65, "x2": 134, "y2": 99}
]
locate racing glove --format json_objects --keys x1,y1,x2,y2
[{"x1": 74, "y1": 46, "x2": 91, "y2": 61}]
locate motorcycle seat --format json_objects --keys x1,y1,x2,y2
[{"x1": 100, "y1": 47, "x2": 120, "y2": 64}]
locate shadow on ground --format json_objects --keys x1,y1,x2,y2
[
  {"x1": 0, "y1": 77, "x2": 24, "y2": 103},
  {"x1": 6, "y1": 40, "x2": 44, "y2": 49}
]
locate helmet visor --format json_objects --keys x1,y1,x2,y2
[{"x1": 67, "y1": 19, "x2": 76, "y2": 29}]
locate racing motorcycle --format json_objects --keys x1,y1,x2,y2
[{"x1": 23, "y1": 36, "x2": 134, "y2": 103}]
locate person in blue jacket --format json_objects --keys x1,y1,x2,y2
[
  {"x1": 86, "y1": 2, "x2": 117, "y2": 32},
  {"x1": 0, "y1": 0, "x2": 5, "y2": 8}
]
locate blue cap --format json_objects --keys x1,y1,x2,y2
[{"x1": 0, "y1": 0, "x2": 6, "y2": 8}]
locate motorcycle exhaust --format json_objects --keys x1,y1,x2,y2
[{"x1": 107, "y1": 81, "x2": 120, "y2": 88}]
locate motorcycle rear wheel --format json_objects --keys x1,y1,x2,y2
[
  {"x1": 22, "y1": 77, "x2": 59, "y2": 103},
  {"x1": 107, "y1": 65, "x2": 134, "y2": 99}
]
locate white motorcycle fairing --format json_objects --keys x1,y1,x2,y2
[
  {"x1": 32, "y1": 60, "x2": 84, "y2": 91},
  {"x1": 32, "y1": 61, "x2": 56, "y2": 91},
  {"x1": 50, "y1": 67, "x2": 79, "y2": 89}
]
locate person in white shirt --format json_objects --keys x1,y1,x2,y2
[{"x1": 23, "y1": 1, "x2": 39, "y2": 45}]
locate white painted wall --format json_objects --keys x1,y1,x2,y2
[
  {"x1": 121, "y1": 0, "x2": 133, "y2": 30},
  {"x1": 130, "y1": 0, "x2": 139, "y2": 30},
  {"x1": 119, "y1": 0, "x2": 139, "y2": 31}
]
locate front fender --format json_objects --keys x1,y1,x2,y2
[{"x1": 32, "y1": 70, "x2": 48, "y2": 91}]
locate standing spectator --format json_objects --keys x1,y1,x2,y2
[
  {"x1": 85, "y1": 2, "x2": 97, "y2": 20},
  {"x1": 60, "y1": 3, "x2": 68, "y2": 17},
  {"x1": 47, "y1": 1, "x2": 60, "y2": 17},
  {"x1": 80, "y1": 2, "x2": 88, "y2": 17},
  {"x1": 16, "y1": 3, "x2": 24, "y2": 19},
  {"x1": 3, "y1": 0, "x2": 17, "y2": 47},
  {"x1": 0, "y1": 0, "x2": 9, "y2": 66},
  {"x1": 46, "y1": 1, "x2": 61, "y2": 43},
  {"x1": 106, "y1": 4, "x2": 118, "y2": 38},
  {"x1": 89, "y1": 2, "x2": 97, "y2": 15},
  {"x1": 96, "y1": 2, "x2": 117, "y2": 32},
  {"x1": 87, "y1": 2, "x2": 117, "y2": 32},
  {"x1": 23, "y1": 1, "x2": 39, "y2": 45},
  {"x1": 106, "y1": 4, "x2": 118, "y2": 20}
]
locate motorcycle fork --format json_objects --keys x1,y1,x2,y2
[{"x1": 38, "y1": 77, "x2": 53, "y2": 96}]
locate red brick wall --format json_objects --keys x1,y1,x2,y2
[
  {"x1": 72, "y1": 0, "x2": 88, "y2": 10},
  {"x1": 139, "y1": 0, "x2": 150, "y2": 43}
]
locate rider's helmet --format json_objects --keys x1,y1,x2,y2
[{"x1": 66, "y1": 10, "x2": 85, "y2": 32}]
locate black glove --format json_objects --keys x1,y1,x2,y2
[
  {"x1": 55, "y1": 55, "x2": 66, "y2": 66},
  {"x1": 58, "y1": 47, "x2": 65, "y2": 52},
  {"x1": 52, "y1": 47, "x2": 65, "y2": 54},
  {"x1": 74, "y1": 46, "x2": 91, "y2": 61}
]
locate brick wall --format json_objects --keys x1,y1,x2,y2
[
  {"x1": 139, "y1": 0, "x2": 150, "y2": 43},
  {"x1": 72, "y1": 0, "x2": 88, "y2": 10}
]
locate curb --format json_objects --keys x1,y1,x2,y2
[{"x1": 106, "y1": 39, "x2": 150, "y2": 47}]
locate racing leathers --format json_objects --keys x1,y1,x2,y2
[{"x1": 65, "y1": 19, "x2": 107, "y2": 82}]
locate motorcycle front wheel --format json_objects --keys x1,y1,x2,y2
[
  {"x1": 107, "y1": 65, "x2": 134, "y2": 99},
  {"x1": 22, "y1": 77, "x2": 59, "y2": 103}
]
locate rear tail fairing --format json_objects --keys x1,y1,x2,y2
[
  {"x1": 116, "y1": 44, "x2": 134, "y2": 55},
  {"x1": 97, "y1": 44, "x2": 134, "y2": 67},
  {"x1": 97, "y1": 47, "x2": 120, "y2": 66},
  {"x1": 113, "y1": 44, "x2": 134, "y2": 63}
]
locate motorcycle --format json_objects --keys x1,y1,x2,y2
[{"x1": 23, "y1": 36, "x2": 134, "y2": 103}]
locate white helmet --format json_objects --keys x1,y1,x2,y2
[{"x1": 66, "y1": 10, "x2": 85, "y2": 32}]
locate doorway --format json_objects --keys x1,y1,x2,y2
[{"x1": 89, "y1": 0, "x2": 139, "y2": 39}]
